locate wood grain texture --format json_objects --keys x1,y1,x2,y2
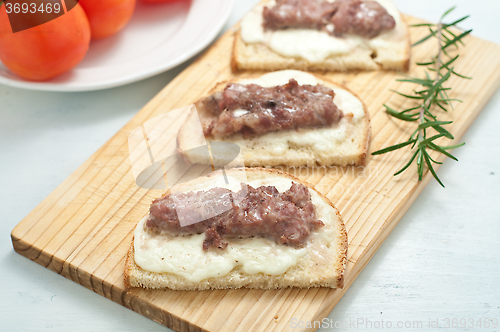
[{"x1": 11, "y1": 14, "x2": 500, "y2": 332}]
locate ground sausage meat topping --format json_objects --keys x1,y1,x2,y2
[
  {"x1": 263, "y1": 0, "x2": 337, "y2": 31},
  {"x1": 199, "y1": 79, "x2": 343, "y2": 138},
  {"x1": 146, "y1": 182, "x2": 325, "y2": 250},
  {"x1": 331, "y1": 0, "x2": 396, "y2": 38},
  {"x1": 263, "y1": 0, "x2": 396, "y2": 39}
]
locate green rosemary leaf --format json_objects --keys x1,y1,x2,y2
[
  {"x1": 372, "y1": 139, "x2": 417, "y2": 155},
  {"x1": 410, "y1": 129, "x2": 418, "y2": 139},
  {"x1": 417, "y1": 61, "x2": 436, "y2": 66},
  {"x1": 379, "y1": 7, "x2": 470, "y2": 186},
  {"x1": 424, "y1": 111, "x2": 437, "y2": 121},
  {"x1": 435, "y1": 101, "x2": 449, "y2": 112},
  {"x1": 387, "y1": 114, "x2": 419, "y2": 122},
  {"x1": 401, "y1": 105, "x2": 422, "y2": 114},
  {"x1": 436, "y1": 98, "x2": 462, "y2": 103},
  {"x1": 426, "y1": 67, "x2": 453, "y2": 97},
  {"x1": 386, "y1": 108, "x2": 419, "y2": 122},
  {"x1": 443, "y1": 88, "x2": 456, "y2": 110},
  {"x1": 441, "y1": 54, "x2": 459, "y2": 68},
  {"x1": 415, "y1": 90, "x2": 429, "y2": 96},
  {"x1": 441, "y1": 6, "x2": 456, "y2": 20},
  {"x1": 437, "y1": 90, "x2": 449, "y2": 106},
  {"x1": 426, "y1": 151, "x2": 444, "y2": 165},
  {"x1": 442, "y1": 142, "x2": 465, "y2": 150},
  {"x1": 427, "y1": 142, "x2": 459, "y2": 161},
  {"x1": 442, "y1": 28, "x2": 457, "y2": 38},
  {"x1": 396, "y1": 78, "x2": 433, "y2": 86},
  {"x1": 421, "y1": 103, "x2": 431, "y2": 116},
  {"x1": 410, "y1": 23, "x2": 435, "y2": 27},
  {"x1": 391, "y1": 90, "x2": 425, "y2": 100},
  {"x1": 412, "y1": 33, "x2": 434, "y2": 47},
  {"x1": 429, "y1": 27, "x2": 439, "y2": 39},
  {"x1": 451, "y1": 70, "x2": 472, "y2": 79},
  {"x1": 443, "y1": 15, "x2": 470, "y2": 29},
  {"x1": 423, "y1": 151, "x2": 445, "y2": 187},
  {"x1": 394, "y1": 149, "x2": 420, "y2": 176},
  {"x1": 434, "y1": 125, "x2": 454, "y2": 139},
  {"x1": 420, "y1": 133, "x2": 447, "y2": 145},
  {"x1": 418, "y1": 120, "x2": 453, "y2": 130},
  {"x1": 442, "y1": 29, "x2": 472, "y2": 50},
  {"x1": 441, "y1": 32, "x2": 452, "y2": 43},
  {"x1": 417, "y1": 147, "x2": 425, "y2": 181},
  {"x1": 431, "y1": 86, "x2": 452, "y2": 95},
  {"x1": 443, "y1": 28, "x2": 465, "y2": 46},
  {"x1": 421, "y1": 128, "x2": 428, "y2": 140}
]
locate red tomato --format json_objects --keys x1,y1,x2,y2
[
  {"x1": 141, "y1": 0, "x2": 183, "y2": 3},
  {"x1": 78, "y1": 0, "x2": 136, "y2": 39},
  {"x1": 0, "y1": 3, "x2": 91, "y2": 81}
]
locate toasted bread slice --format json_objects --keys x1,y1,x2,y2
[
  {"x1": 124, "y1": 168, "x2": 348, "y2": 291},
  {"x1": 177, "y1": 70, "x2": 370, "y2": 167},
  {"x1": 232, "y1": 0, "x2": 410, "y2": 72}
]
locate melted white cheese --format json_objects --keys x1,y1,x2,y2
[
  {"x1": 241, "y1": 0, "x2": 405, "y2": 62},
  {"x1": 232, "y1": 109, "x2": 249, "y2": 117},
  {"x1": 134, "y1": 177, "x2": 337, "y2": 282},
  {"x1": 238, "y1": 69, "x2": 320, "y2": 87}
]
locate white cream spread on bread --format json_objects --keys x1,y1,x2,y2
[
  {"x1": 241, "y1": 0, "x2": 406, "y2": 63},
  {"x1": 133, "y1": 177, "x2": 339, "y2": 282}
]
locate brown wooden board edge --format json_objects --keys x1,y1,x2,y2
[
  {"x1": 4, "y1": 159, "x2": 459, "y2": 332},
  {"x1": 10, "y1": 11, "x2": 500, "y2": 332},
  {"x1": 10, "y1": 233, "x2": 204, "y2": 331}
]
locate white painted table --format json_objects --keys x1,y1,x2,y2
[{"x1": 1, "y1": 1, "x2": 499, "y2": 331}]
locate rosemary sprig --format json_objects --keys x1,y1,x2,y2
[{"x1": 372, "y1": 7, "x2": 472, "y2": 187}]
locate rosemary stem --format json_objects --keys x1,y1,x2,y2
[
  {"x1": 371, "y1": 7, "x2": 470, "y2": 187},
  {"x1": 418, "y1": 23, "x2": 444, "y2": 144},
  {"x1": 435, "y1": 23, "x2": 444, "y2": 82},
  {"x1": 418, "y1": 107, "x2": 425, "y2": 141}
]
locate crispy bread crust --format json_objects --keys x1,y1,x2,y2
[
  {"x1": 124, "y1": 168, "x2": 348, "y2": 290},
  {"x1": 177, "y1": 72, "x2": 371, "y2": 167},
  {"x1": 231, "y1": 0, "x2": 411, "y2": 73}
]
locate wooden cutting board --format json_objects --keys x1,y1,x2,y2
[{"x1": 11, "y1": 14, "x2": 500, "y2": 332}]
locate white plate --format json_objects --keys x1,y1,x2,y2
[{"x1": 0, "y1": 0, "x2": 234, "y2": 91}]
